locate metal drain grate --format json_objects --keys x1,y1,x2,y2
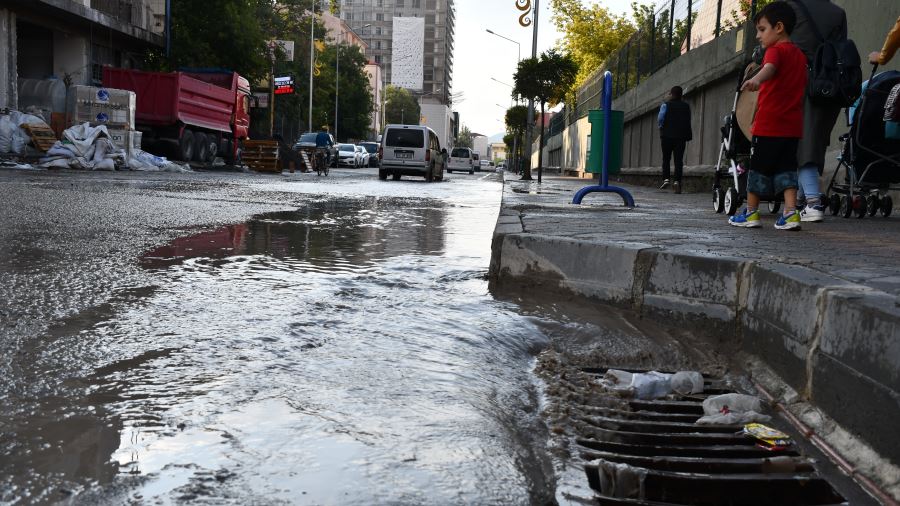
[{"x1": 573, "y1": 367, "x2": 848, "y2": 506}]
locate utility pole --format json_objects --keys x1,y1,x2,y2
[
  {"x1": 524, "y1": 0, "x2": 539, "y2": 181},
  {"x1": 308, "y1": 5, "x2": 315, "y2": 132}
]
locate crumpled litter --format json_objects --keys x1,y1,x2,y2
[
  {"x1": 37, "y1": 123, "x2": 124, "y2": 170},
  {"x1": 0, "y1": 111, "x2": 51, "y2": 155},
  {"x1": 126, "y1": 149, "x2": 191, "y2": 172},
  {"x1": 696, "y1": 393, "x2": 771, "y2": 425},
  {"x1": 671, "y1": 371, "x2": 704, "y2": 395},
  {"x1": 599, "y1": 370, "x2": 673, "y2": 400}
]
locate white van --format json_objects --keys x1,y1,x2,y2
[
  {"x1": 378, "y1": 124, "x2": 445, "y2": 182},
  {"x1": 446, "y1": 147, "x2": 474, "y2": 174}
]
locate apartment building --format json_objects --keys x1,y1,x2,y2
[{"x1": 337, "y1": 0, "x2": 455, "y2": 106}]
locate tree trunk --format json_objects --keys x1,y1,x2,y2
[
  {"x1": 520, "y1": 112, "x2": 533, "y2": 180},
  {"x1": 537, "y1": 101, "x2": 545, "y2": 183}
]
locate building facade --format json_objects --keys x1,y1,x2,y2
[
  {"x1": 337, "y1": 0, "x2": 454, "y2": 106},
  {"x1": 1, "y1": 0, "x2": 165, "y2": 110}
]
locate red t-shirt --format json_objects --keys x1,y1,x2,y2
[{"x1": 752, "y1": 41, "x2": 808, "y2": 138}]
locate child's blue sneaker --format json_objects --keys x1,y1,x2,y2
[
  {"x1": 729, "y1": 208, "x2": 761, "y2": 228},
  {"x1": 775, "y1": 210, "x2": 802, "y2": 230}
]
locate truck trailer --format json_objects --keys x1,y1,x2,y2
[{"x1": 102, "y1": 67, "x2": 252, "y2": 163}]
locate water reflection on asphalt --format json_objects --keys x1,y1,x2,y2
[{"x1": 3, "y1": 175, "x2": 561, "y2": 504}]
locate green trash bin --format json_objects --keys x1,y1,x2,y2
[{"x1": 587, "y1": 109, "x2": 624, "y2": 175}]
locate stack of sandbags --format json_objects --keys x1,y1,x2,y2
[
  {"x1": 39, "y1": 123, "x2": 125, "y2": 170},
  {"x1": 0, "y1": 110, "x2": 54, "y2": 156}
]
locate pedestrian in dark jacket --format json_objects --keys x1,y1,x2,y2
[
  {"x1": 789, "y1": 0, "x2": 848, "y2": 222},
  {"x1": 658, "y1": 86, "x2": 692, "y2": 194}
]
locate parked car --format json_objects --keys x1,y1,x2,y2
[
  {"x1": 480, "y1": 160, "x2": 494, "y2": 169},
  {"x1": 293, "y1": 131, "x2": 337, "y2": 166},
  {"x1": 446, "y1": 147, "x2": 475, "y2": 174},
  {"x1": 336, "y1": 143, "x2": 360, "y2": 167},
  {"x1": 378, "y1": 124, "x2": 444, "y2": 182},
  {"x1": 359, "y1": 141, "x2": 379, "y2": 167},
  {"x1": 472, "y1": 153, "x2": 481, "y2": 171},
  {"x1": 354, "y1": 145, "x2": 369, "y2": 168}
]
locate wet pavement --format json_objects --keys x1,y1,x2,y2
[{"x1": 0, "y1": 167, "x2": 724, "y2": 505}]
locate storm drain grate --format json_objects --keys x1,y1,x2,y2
[{"x1": 572, "y1": 367, "x2": 848, "y2": 506}]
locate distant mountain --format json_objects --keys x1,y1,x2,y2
[{"x1": 488, "y1": 132, "x2": 505, "y2": 143}]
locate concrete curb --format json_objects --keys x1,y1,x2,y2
[{"x1": 490, "y1": 178, "x2": 900, "y2": 489}]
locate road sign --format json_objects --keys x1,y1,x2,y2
[
  {"x1": 253, "y1": 92, "x2": 269, "y2": 108},
  {"x1": 271, "y1": 40, "x2": 295, "y2": 61},
  {"x1": 274, "y1": 76, "x2": 295, "y2": 95}
]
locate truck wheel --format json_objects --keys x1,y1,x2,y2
[
  {"x1": 193, "y1": 132, "x2": 208, "y2": 162},
  {"x1": 426, "y1": 165, "x2": 434, "y2": 182},
  {"x1": 178, "y1": 130, "x2": 195, "y2": 162},
  {"x1": 378, "y1": 169, "x2": 387, "y2": 180},
  {"x1": 205, "y1": 136, "x2": 218, "y2": 163}
]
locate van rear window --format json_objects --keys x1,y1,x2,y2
[
  {"x1": 385, "y1": 129, "x2": 424, "y2": 148},
  {"x1": 451, "y1": 148, "x2": 470, "y2": 158}
]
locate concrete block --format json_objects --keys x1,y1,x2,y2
[
  {"x1": 741, "y1": 263, "x2": 855, "y2": 391},
  {"x1": 811, "y1": 352, "x2": 900, "y2": 466},
  {"x1": 816, "y1": 289, "x2": 900, "y2": 395},
  {"x1": 496, "y1": 234, "x2": 653, "y2": 305},
  {"x1": 643, "y1": 252, "x2": 745, "y2": 338}
]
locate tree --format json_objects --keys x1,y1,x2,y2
[
  {"x1": 504, "y1": 105, "x2": 528, "y2": 173},
  {"x1": 384, "y1": 86, "x2": 420, "y2": 125},
  {"x1": 456, "y1": 125, "x2": 474, "y2": 149},
  {"x1": 151, "y1": 0, "x2": 274, "y2": 83},
  {"x1": 513, "y1": 49, "x2": 578, "y2": 181},
  {"x1": 549, "y1": 0, "x2": 639, "y2": 89}
]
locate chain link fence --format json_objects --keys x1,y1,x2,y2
[{"x1": 548, "y1": 0, "x2": 758, "y2": 138}]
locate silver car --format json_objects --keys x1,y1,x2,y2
[{"x1": 378, "y1": 124, "x2": 445, "y2": 182}]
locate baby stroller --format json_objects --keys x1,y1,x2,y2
[
  {"x1": 824, "y1": 67, "x2": 900, "y2": 218},
  {"x1": 712, "y1": 62, "x2": 783, "y2": 216}
]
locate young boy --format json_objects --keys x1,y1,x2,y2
[{"x1": 729, "y1": 1, "x2": 808, "y2": 230}]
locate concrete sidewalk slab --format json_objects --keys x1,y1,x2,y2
[{"x1": 490, "y1": 173, "x2": 900, "y2": 495}]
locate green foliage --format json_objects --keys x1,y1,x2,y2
[
  {"x1": 723, "y1": 0, "x2": 774, "y2": 31},
  {"x1": 384, "y1": 86, "x2": 420, "y2": 125},
  {"x1": 161, "y1": 0, "x2": 273, "y2": 83},
  {"x1": 504, "y1": 105, "x2": 528, "y2": 135},
  {"x1": 513, "y1": 49, "x2": 578, "y2": 107},
  {"x1": 455, "y1": 125, "x2": 474, "y2": 148},
  {"x1": 550, "y1": 0, "x2": 639, "y2": 88}
]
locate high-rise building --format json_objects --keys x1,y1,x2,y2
[{"x1": 338, "y1": 0, "x2": 454, "y2": 106}]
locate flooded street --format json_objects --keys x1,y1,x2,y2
[
  {"x1": 2, "y1": 170, "x2": 565, "y2": 504},
  {"x1": 0, "y1": 168, "x2": 727, "y2": 505}
]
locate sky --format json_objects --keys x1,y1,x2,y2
[{"x1": 453, "y1": 0, "x2": 633, "y2": 139}]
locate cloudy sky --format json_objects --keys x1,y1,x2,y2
[{"x1": 453, "y1": 0, "x2": 633, "y2": 138}]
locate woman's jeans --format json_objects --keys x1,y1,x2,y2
[{"x1": 797, "y1": 163, "x2": 821, "y2": 205}]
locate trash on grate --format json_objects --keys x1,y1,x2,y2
[
  {"x1": 744, "y1": 423, "x2": 792, "y2": 450},
  {"x1": 596, "y1": 460, "x2": 647, "y2": 499},
  {"x1": 696, "y1": 393, "x2": 771, "y2": 425}
]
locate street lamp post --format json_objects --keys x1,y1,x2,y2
[{"x1": 486, "y1": 28, "x2": 524, "y2": 178}]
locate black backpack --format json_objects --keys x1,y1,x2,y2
[{"x1": 794, "y1": 1, "x2": 862, "y2": 107}]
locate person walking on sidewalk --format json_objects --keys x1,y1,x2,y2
[
  {"x1": 788, "y1": 0, "x2": 849, "y2": 223},
  {"x1": 729, "y1": 1, "x2": 807, "y2": 231},
  {"x1": 657, "y1": 86, "x2": 692, "y2": 194}
]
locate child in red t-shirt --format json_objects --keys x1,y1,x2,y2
[{"x1": 729, "y1": 1, "x2": 808, "y2": 231}]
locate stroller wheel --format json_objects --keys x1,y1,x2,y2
[
  {"x1": 853, "y1": 195, "x2": 867, "y2": 219},
  {"x1": 866, "y1": 195, "x2": 880, "y2": 217},
  {"x1": 713, "y1": 188, "x2": 726, "y2": 213},
  {"x1": 767, "y1": 201, "x2": 781, "y2": 214},
  {"x1": 725, "y1": 188, "x2": 740, "y2": 216},
  {"x1": 840, "y1": 195, "x2": 853, "y2": 218},
  {"x1": 881, "y1": 195, "x2": 893, "y2": 218},
  {"x1": 829, "y1": 194, "x2": 841, "y2": 216}
]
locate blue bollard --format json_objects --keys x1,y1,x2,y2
[{"x1": 572, "y1": 71, "x2": 635, "y2": 207}]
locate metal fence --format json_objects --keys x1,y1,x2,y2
[{"x1": 547, "y1": 0, "x2": 759, "y2": 139}]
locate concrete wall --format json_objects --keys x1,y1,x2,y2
[
  {"x1": 538, "y1": 0, "x2": 900, "y2": 176},
  {"x1": 53, "y1": 32, "x2": 90, "y2": 86},
  {"x1": 0, "y1": 9, "x2": 17, "y2": 110}
]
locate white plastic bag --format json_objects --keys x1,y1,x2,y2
[
  {"x1": 601, "y1": 370, "x2": 673, "y2": 400},
  {"x1": 0, "y1": 115, "x2": 13, "y2": 153},
  {"x1": 696, "y1": 393, "x2": 770, "y2": 425},
  {"x1": 671, "y1": 371, "x2": 704, "y2": 395}
]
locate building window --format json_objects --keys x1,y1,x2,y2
[
  {"x1": 413, "y1": 0, "x2": 420, "y2": 7},
  {"x1": 376, "y1": 13, "x2": 383, "y2": 20},
  {"x1": 396, "y1": 0, "x2": 404, "y2": 6}
]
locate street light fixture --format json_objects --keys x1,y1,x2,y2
[{"x1": 485, "y1": 29, "x2": 521, "y2": 63}]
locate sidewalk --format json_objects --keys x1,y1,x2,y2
[{"x1": 489, "y1": 173, "x2": 900, "y2": 499}]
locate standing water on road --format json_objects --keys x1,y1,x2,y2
[{"x1": 2, "y1": 175, "x2": 562, "y2": 504}]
